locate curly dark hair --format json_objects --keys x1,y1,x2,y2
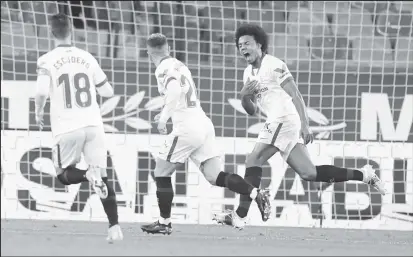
[{"x1": 235, "y1": 24, "x2": 268, "y2": 54}]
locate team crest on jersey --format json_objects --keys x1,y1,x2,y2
[{"x1": 274, "y1": 68, "x2": 285, "y2": 74}]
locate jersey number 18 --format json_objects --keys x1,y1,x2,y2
[{"x1": 58, "y1": 73, "x2": 92, "y2": 108}]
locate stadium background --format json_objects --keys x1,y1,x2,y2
[{"x1": 1, "y1": 0, "x2": 412, "y2": 236}]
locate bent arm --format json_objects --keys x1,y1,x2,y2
[
  {"x1": 282, "y1": 80, "x2": 309, "y2": 126},
  {"x1": 158, "y1": 78, "x2": 182, "y2": 123},
  {"x1": 35, "y1": 67, "x2": 50, "y2": 115}
]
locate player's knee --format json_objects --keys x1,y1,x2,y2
[
  {"x1": 57, "y1": 172, "x2": 71, "y2": 185},
  {"x1": 245, "y1": 153, "x2": 262, "y2": 167},
  {"x1": 214, "y1": 171, "x2": 230, "y2": 187},
  {"x1": 200, "y1": 157, "x2": 222, "y2": 185},
  {"x1": 299, "y1": 167, "x2": 317, "y2": 181},
  {"x1": 154, "y1": 158, "x2": 176, "y2": 177},
  {"x1": 154, "y1": 167, "x2": 173, "y2": 177},
  {"x1": 204, "y1": 172, "x2": 219, "y2": 185}
]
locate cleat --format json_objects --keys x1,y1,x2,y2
[
  {"x1": 86, "y1": 168, "x2": 108, "y2": 199},
  {"x1": 106, "y1": 224, "x2": 123, "y2": 243},
  {"x1": 213, "y1": 210, "x2": 246, "y2": 230},
  {"x1": 255, "y1": 189, "x2": 271, "y2": 222},
  {"x1": 361, "y1": 165, "x2": 387, "y2": 195},
  {"x1": 141, "y1": 220, "x2": 173, "y2": 235}
]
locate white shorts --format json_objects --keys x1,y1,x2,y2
[
  {"x1": 52, "y1": 126, "x2": 107, "y2": 176},
  {"x1": 257, "y1": 116, "x2": 304, "y2": 160},
  {"x1": 158, "y1": 117, "x2": 220, "y2": 166}
]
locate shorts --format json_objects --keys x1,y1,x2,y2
[
  {"x1": 257, "y1": 116, "x2": 304, "y2": 160},
  {"x1": 158, "y1": 117, "x2": 220, "y2": 166},
  {"x1": 52, "y1": 126, "x2": 107, "y2": 176}
]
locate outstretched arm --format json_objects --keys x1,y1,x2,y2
[
  {"x1": 282, "y1": 79, "x2": 309, "y2": 126},
  {"x1": 158, "y1": 78, "x2": 182, "y2": 123},
  {"x1": 282, "y1": 79, "x2": 313, "y2": 144},
  {"x1": 35, "y1": 64, "x2": 50, "y2": 128},
  {"x1": 94, "y1": 65, "x2": 114, "y2": 97}
]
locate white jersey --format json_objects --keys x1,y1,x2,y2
[
  {"x1": 243, "y1": 54, "x2": 299, "y2": 122},
  {"x1": 36, "y1": 45, "x2": 107, "y2": 136},
  {"x1": 155, "y1": 57, "x2": 207, "y2": 129}
]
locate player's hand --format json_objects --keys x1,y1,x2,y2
[
  {"x1": 241, "y1": 78, "x2": 259, "y2": 96},
  {"x1": 157, "y1": 121, "x2": 167, "y2": 135},
  {"x1": 153, "y1": 113, "x2": 161, "y2": 123},
  {"x1": 35, "y1": 112, "x2": 44, "y2": 130},
  {"x1": 300, "y1": 124, "x2": 314, "y2": 145}
]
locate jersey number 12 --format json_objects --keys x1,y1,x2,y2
[{"x1": 58, "y1": 73, "x2": 92, "y2": 108}]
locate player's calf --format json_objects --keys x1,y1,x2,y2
[
  {"x1": 56, "y1": 166, "x2": 88, "y2": 185},
  {"x1": 141, "y1": 176, "x2": 175, "y2": 235},
  {"x1": 217, "y1": 172, "x2": 271, "y2": 221},
  {"x1": 288, "y1": 144, "x2": 387, "y2": 195},
  {"x1": 234, "y1": 143, "x2": 278, "y2": 219},
  {"x1": 101, "y1": 177, "x2": 119, "y2": 228},
  {"x1": 236, "y1": 166, "x2": 262, "y2": 219},
  {"x1": 203, "y1": 157, "x2": 271, "y2": 222}
]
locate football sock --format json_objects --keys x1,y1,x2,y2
[
  {"x1": 159, "y1": 217, "x2": 171, "y2": 225},
  {"x1": 101, "y1": 177, "x2": 119, "y2": 227},
  {"x1": 315, "y1": 165, "x2": 364, "y2": 183},
  {"x1": 215, "y1": 171, "x2": 255, "y2": 196},
  {"x1": 155, "y1": 177, "x2": 174, "y2": 219},
  {"x1": 57, "y1": 166, "x2": 88, "y2": 185},
  {"x1": 236, "y1": 166, "x2": 262, "y2": 218}
]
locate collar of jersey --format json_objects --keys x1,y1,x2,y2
[
  {"x1": 56, "y1": 44, "x2": 73, "y2": 47},
  {"x1": 159, "y1": 56, "x2": 172, "y2": 64},
  {"x1": 252, "y1": 54, "x2": 266, "y2": 76}
]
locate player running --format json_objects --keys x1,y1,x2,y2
[
  {"x1": 213, "y1": 24, "x2": 387, "y2": 229},
  {"x1": 34, "y1": 13, "x2": 123, "y2": 242},
  {"x1": 140, "y1": 33, "x2": 271, "y2": 235}
]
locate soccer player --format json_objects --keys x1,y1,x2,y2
[
  {"x1": 140, "y1": 33, "x2": 271, "y2": 235},
  {"x1": 213, "y1": 24, "x2": 387, "y2": 229},
  {"x1": 34, "y1": 13, "x2": 123, "y2": 242}
]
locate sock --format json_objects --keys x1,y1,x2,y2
[
  {"x1": 215, "y1": 171, "x2": 255, "y2": 195},
  {"x1": 101, "y1": 177, "x2": 119, "y2": 227},
  {"x1": 236, "y1": 166, "x2": 262, "y2": 218},
  {"x1": 249, "y1": 188, "x2": 258, "y2": 200},
  {"x1": 57, "y1": 166, "x2": 88, "y2": 185},
  {"x1": 159, "y1": 217, "x2": 171, "y2": 225},
  {"x1": 155, "y1": 177, "x2": 174, "y2": 219},
  {"x1": 315, "y1": 165, "x2": 364, "y2": 183}
]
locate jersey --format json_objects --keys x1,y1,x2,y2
[
  {"x1": 155, "y1": 57, "x2": 207, "y2": 130},
  {"x1": 36, "y1": 45, "x2": 107, "y2": 137},
  {"x1": 243, "y1": 54, "x2": 299, "y2": 123}
]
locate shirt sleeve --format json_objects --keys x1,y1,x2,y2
[
  {"x1": 158, "y1": 78, "x2": 182, "y2": 123},
  {"x1": 274, "y1": 61, "x2": 294, "y2": 88},
  {"x1": 157, "y1": 64, "x2": 183, "y2": 96},
  {"x1": 162, "y1": 66, "x2": 182, "y2": 86},
  {"x1": 91, "y1": 56, "x2": 108, "y2": 88},
  {"x1": 36, "y1": 57, "x2": 51, "y2": 96}
]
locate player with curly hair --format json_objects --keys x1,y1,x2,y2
[{"x1": 213, "y1": 24, "x2": 387, "y2": 229}]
